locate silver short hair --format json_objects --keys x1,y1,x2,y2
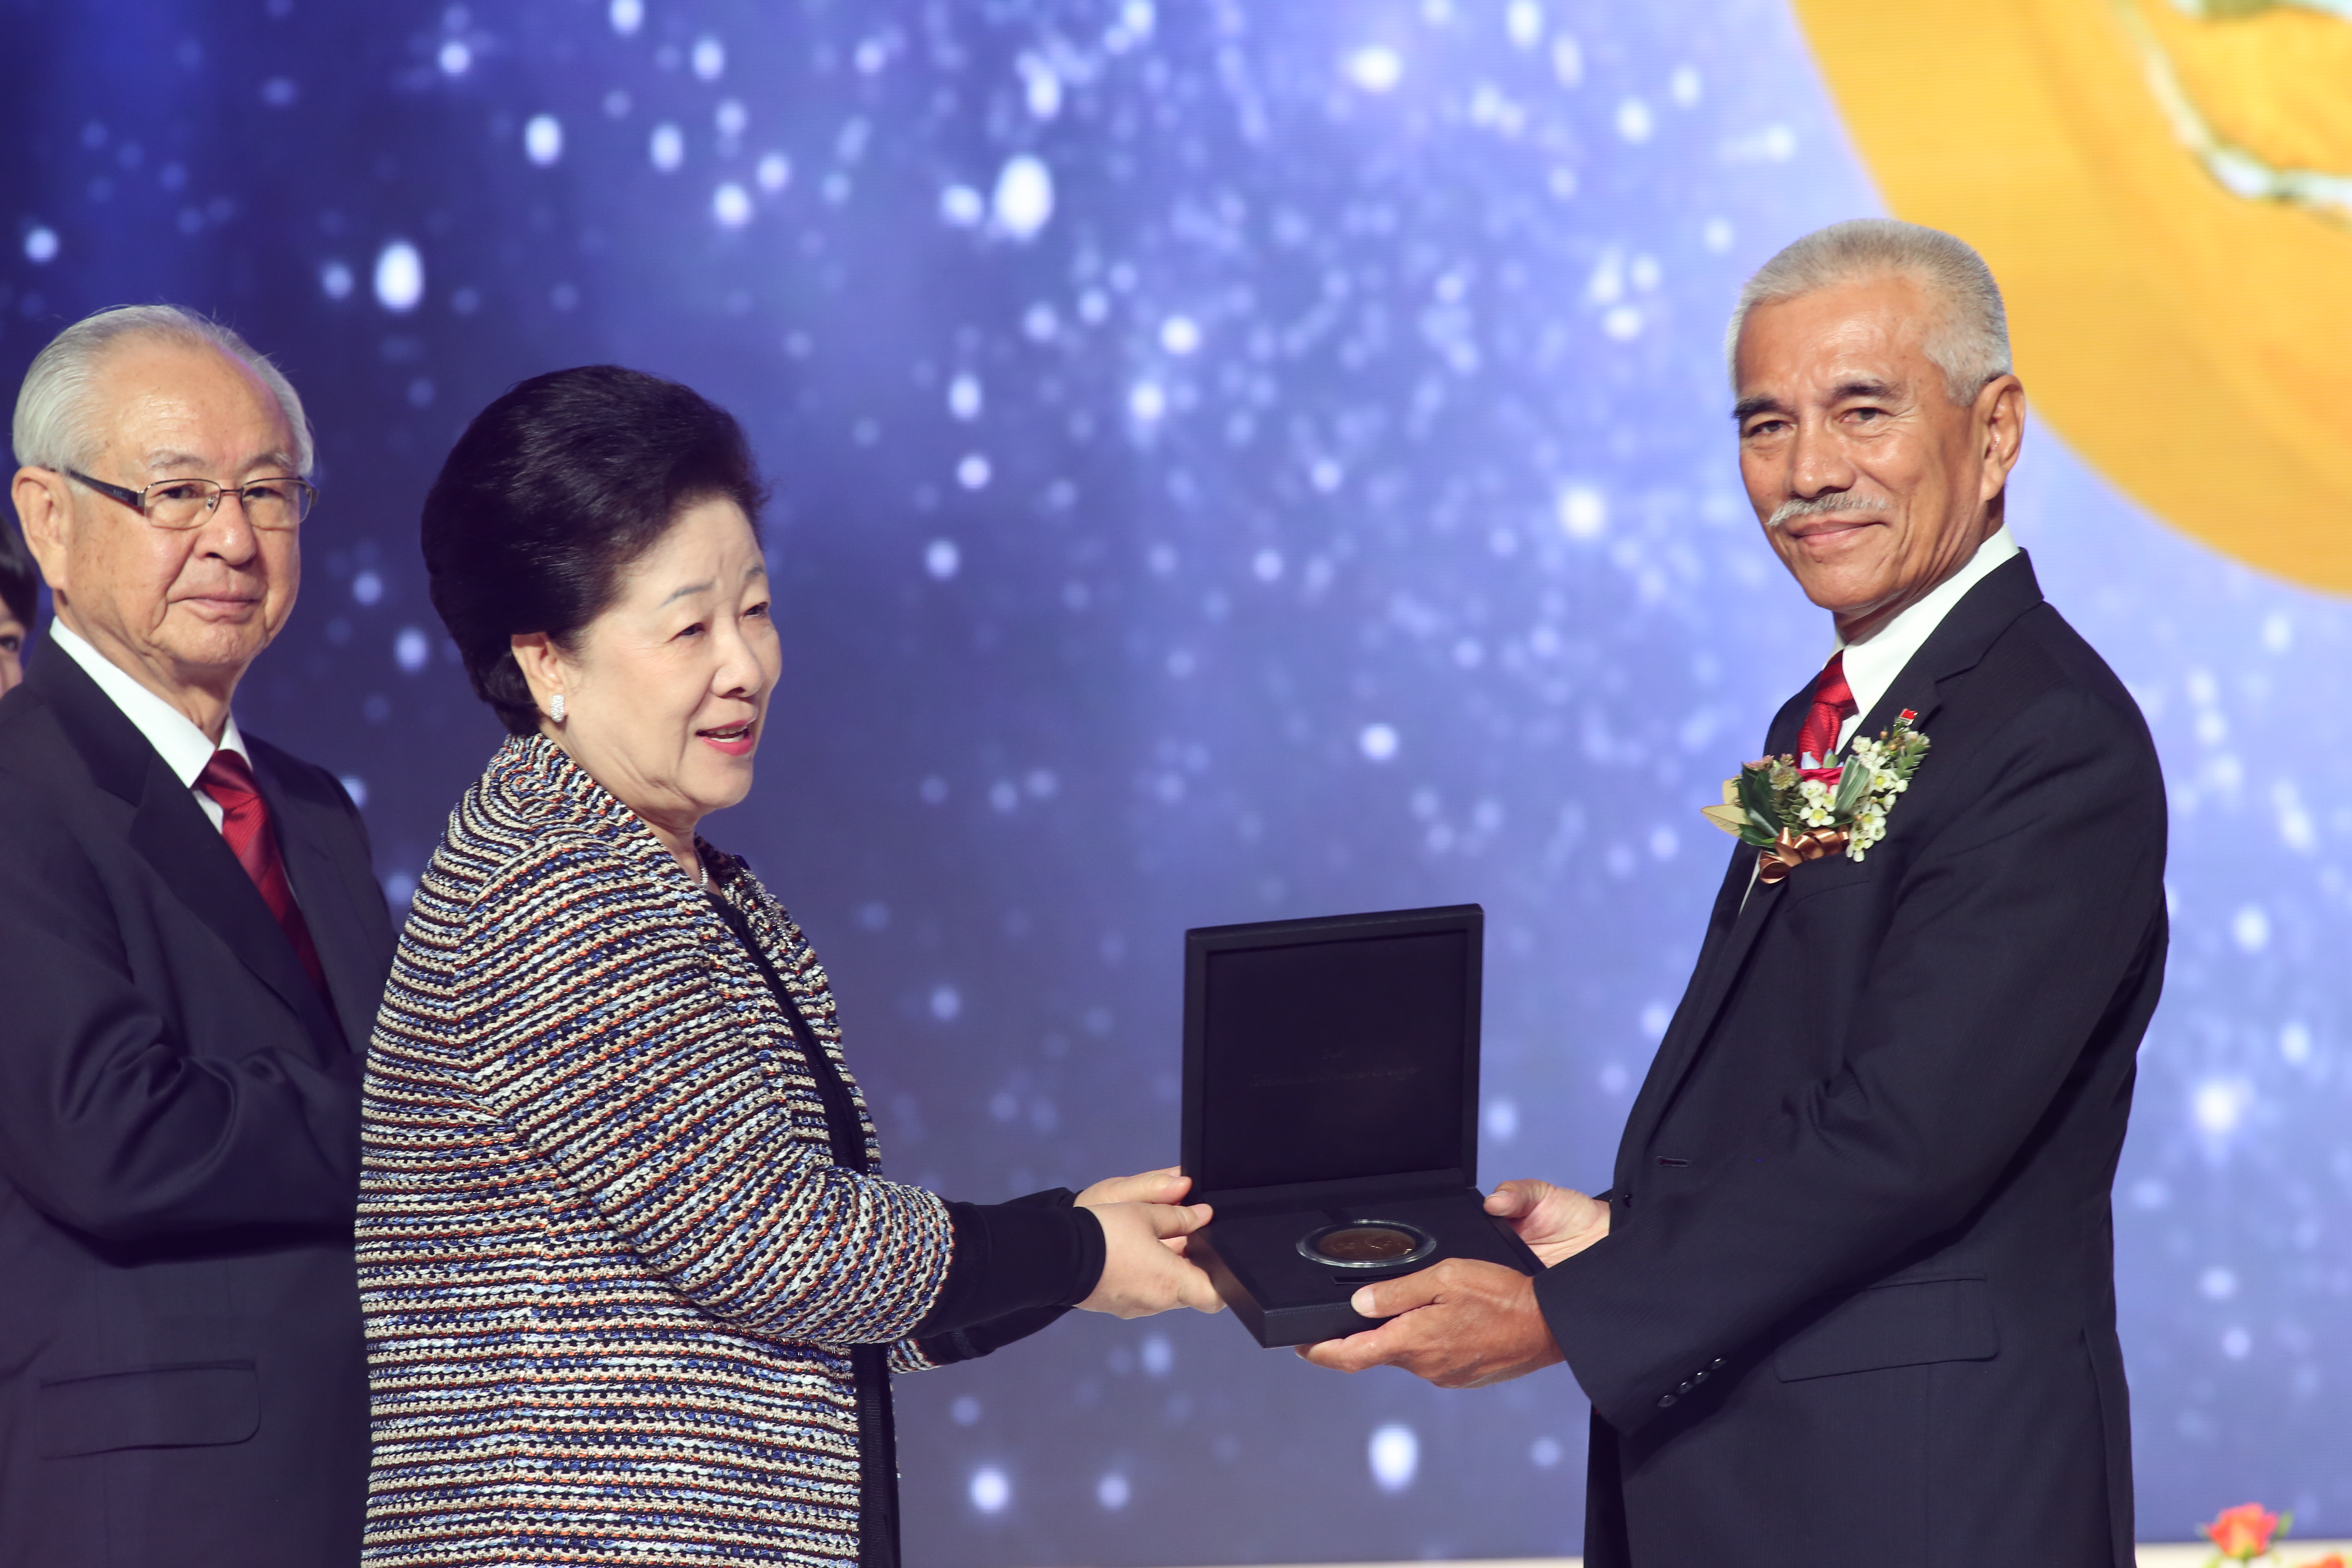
[
  {"x1": 11, "y1": 304, "x2": 315, "y2": 477},
  {"x1": 1724, "y1": 219, "x2": 2011, "y2": 405}
]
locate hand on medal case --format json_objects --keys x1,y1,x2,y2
[
  {"x1": 1294, "y1": 1178, "x2": 1608, "y2": 1388},
  {"x1": 1076, "y1": 1166, "x2": 1226, "y2": 1319}
]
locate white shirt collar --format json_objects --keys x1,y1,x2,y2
[
  {"x1": 1833, "y1": 525, "x2": 2020, "y2": 749},
  {"x1": 48, "y1": 618, "x2": 247, "y2": 787}
]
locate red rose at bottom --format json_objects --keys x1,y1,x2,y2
[{"x1": 2202, "y1": 1502, "x2": 2284, "y2": 1559}]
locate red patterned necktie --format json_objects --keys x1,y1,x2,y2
[
  {"x1": 196, "y1": 749, "x2": 329, "y2": 997},
  {"x1": 1792, "y1": 652, "x2": 1860, "y2": 766}
]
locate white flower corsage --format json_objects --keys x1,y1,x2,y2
[{"x1": 1699, "y1": 709, "x2": 1931, "y2": 884}]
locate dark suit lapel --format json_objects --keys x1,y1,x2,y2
[
  {"x1": 251, "y1": 754, "x2": 382, "y2": 1053},
  {"x1": 1618, "y1": 552, "x2": 2049, "y2": 1167},
  {"x1": 29, "y1": 645, "x2": 345, "y2": 1057},
  {"x1": 1691, "y1": 684, "x2": 1813, "y2": 953},
  {"x1": 1849, "y1": 550, "x2": 2045, "y2": 742},
  {"x1": 1619, "y1": 685, "x2": 1809, "y2": 1165}
]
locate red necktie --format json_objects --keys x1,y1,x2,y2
[
  {"x1": 1792, "y1": 652, "x2": 1860, "y2": 766},
  {"x1": 197, "y1": 749, "x2": 329, "y2": 998}
]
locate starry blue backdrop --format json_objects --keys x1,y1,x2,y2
[{"x1": 5, "y1": 0, "x2": 2347, "y2": 1559}]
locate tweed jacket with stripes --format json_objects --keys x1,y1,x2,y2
[{"x1": 358, "y1": 734, "x2": 953, "y2": 1566}]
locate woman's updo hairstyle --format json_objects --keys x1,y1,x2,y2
[{"x1": 423, "y1": 365, "x2": 768, "y2": 736}]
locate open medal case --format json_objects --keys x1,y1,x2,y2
[{"x1": 1179, "y1": 903, "x2": 1541, "y2": 1348}]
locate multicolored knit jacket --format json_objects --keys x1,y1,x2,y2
[{"x1": 358, "y1": 735, "x2": 954, "y2": 1566}]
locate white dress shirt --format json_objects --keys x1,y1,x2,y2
[
  {"x1": 1830, "y1": 525, "x2": 2020, "y2": 751},
  {"x1": 49, "y1": 618, "x2": 251, "y2": 835}
]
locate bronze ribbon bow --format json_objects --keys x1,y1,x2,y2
[{"x1": 1755, "y1": 826, "x2": 1850, "y2": 885}]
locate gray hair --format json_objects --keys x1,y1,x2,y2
[
  {"x1": 11, "y1": 304, "x2": 315, "y2": 477},
  {"x1": 1724, "y1": 219, "x2": 2011, "y2": 405}
]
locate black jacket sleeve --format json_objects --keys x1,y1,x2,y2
[{"x1": 913, "y1": 1186, "x2": 1105, "y2": 1363}]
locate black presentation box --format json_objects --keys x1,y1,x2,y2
[{"x1": 1180, "y1": 903, "x2": 1540, "y2": 1348}]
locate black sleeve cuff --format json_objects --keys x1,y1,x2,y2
[
  {"x1": 913, "y1": 1194, "x2": 1105, "y2": 1340},
  {"x1": 914, "y1": 1303, "x2": 1075, "y2": 1365},
  {"x1": 1003, "y1": 1185, "x2": 1081, "y2": 1211}
]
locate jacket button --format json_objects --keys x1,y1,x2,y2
[
  {"x1": 1656, "y1": 1393, "x2": 1676, "y2": 1409},
  {"x1": 1710, "y1": 1357, "x2": 1725, "y2": 1369},
  {"x1": 1677, "y1": 1380, "x2": 1692, "y2": 1394},
  {"x1": 1692, "y1": 1370, "x2": 1708, "y2": 1383}
]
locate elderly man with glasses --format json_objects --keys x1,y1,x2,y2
[{"x1": 0, "y1": 306, "x2": 392, "y2": 1566}]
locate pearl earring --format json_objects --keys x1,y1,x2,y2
[{"x1": 550, "y1": 693, "x2": 566, "y2": 723}]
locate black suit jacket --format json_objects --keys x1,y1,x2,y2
[
  {"x1": 1539, "y1": 555, "x2": 2166, "y2": 1567},
  {"x1": 0, "y1": 643, "x2": 394, "y2": 1567}
]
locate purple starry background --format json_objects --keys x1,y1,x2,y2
[{"x1": 4, "y1": 0, "x2": 2345, "y2": 1557}]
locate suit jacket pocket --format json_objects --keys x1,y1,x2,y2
[
  {"x1": 35, "y1": 1363, "x2": 260, "y2": 1457},
  {"x1": 1773, "y1": 1276, "x2": 1998, "y2": 1381},
  {"x1": 1775, "y1": 850, "x2": 1875, "y2": 907}
]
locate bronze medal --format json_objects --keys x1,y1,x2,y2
[
  {"x1": 1296, "y1": 1220, "x2": 1436, "y2": 1270},
  {"x1": 1319, "y1": 1226, "x2": 1417, "y2": 1261}
]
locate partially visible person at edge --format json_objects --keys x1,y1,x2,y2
[
  {"x1": 358, "y1": 364, "x2": 1223, "y2": 1568},
  {"x1": 0, "y1": 306, "x2": 394, "y2": 1564},
  {"x1": 1299, "y1": 220, "x2": 2166, "y2": 1566},
  {"x1": 0, "y1": 506, "x2": 40, "y2": 693}
]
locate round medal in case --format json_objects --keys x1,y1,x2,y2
[{"x1": 1295, "y1": 1220, "x2": 1437, "y2": 1270}]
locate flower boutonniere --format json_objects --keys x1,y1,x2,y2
[{"x1": 1699, "y1": 710, "x2": 1932, "y2": 884}]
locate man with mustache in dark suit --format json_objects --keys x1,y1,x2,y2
[{"x1": 1303, "y1": 220, "x2": 2164, "y2": 1568}]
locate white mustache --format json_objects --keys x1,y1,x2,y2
[{"x1": 1768, "y1": 492, "x2": 1893, "y2": 530}]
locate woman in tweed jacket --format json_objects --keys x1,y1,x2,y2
[{"x1": 359, "y1": 367, "x2": 1221, "y2": 1568}]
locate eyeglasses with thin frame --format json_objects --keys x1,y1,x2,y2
[{"x1": 65, "y1": 468, "x2": 317, "y2": 531}]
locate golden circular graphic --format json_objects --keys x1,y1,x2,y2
[{"x1": 1791, "y1": 0, "x2": 2352, "y2": 593}]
